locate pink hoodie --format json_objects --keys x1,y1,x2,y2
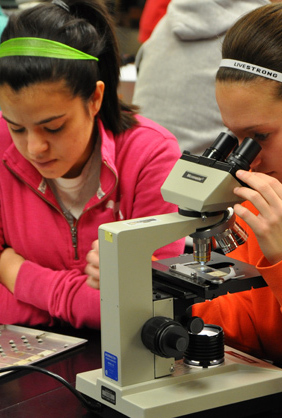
[{"x1": 0, "y1": 114, "x2": 184, "y2": 328}]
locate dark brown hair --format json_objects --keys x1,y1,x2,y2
[{"x1": 0, "y1": 0, "x2": 138, "y2": 133}]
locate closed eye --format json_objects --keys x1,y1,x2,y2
[
  {"x1": 44, "y1": 124, "x2": 64, "y2": 133},
  {"x1": 253, "y1": 133, "x2": 269, "y2": 141},
  {"x1": 10, "y1": 126, "x2": 25, "y2": 133}
]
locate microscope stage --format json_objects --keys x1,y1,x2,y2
[{"x1": 152, "y1": 252, "x2": 266, "y2": 301}]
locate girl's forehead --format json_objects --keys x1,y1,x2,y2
[
  {"x1": 216, "y1": 77, "x2": 277, "y2": 94},
  {"x1": 215, "y1": 80, "x2": 282, "y2": 131},
  {"x1": 216, "y1": 79, "x2": 281, "y2": 109},
  {"x1": 0, "y1": 82, "x2": 75, "y2": 112},
  {"x1": 0, "y1": 82, "x2": 82, "y2": 127}
]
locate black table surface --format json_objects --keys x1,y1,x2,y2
[{"x1": 0, "y1": 325, "x2": 282, "y2": 418}]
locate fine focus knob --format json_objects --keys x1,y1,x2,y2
[
  {"x1": 141, "y1": 316, "x2": 189, "y2": 358},
  {"x1": 186, "y1": 316, "x2": 204, "y2": 334}
]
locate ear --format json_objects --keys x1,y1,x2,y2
[{"x1": 88, "y1": 80, "x2": 105, "y2": 117}]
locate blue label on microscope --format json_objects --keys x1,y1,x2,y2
[{"x1": 104, "y1": 351, "x2": 118, "y2": 381}]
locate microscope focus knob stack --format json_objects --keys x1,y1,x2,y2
[{"x1": 141, "y1": 316, "x2": 189, "y2": 359}]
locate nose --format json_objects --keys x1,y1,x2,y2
[{"x1": 26, "y1": 132, "x2": 48, "y2": 157}]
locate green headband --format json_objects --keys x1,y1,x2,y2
[{"x1": 0, "y1": 37, "x2": 99, "y2": 61}]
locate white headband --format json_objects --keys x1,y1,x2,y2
[{"x1": 220, "y1": 59, "x2": 282, "y2": 83}]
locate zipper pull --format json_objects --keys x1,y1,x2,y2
[{"x1": 71, "y1": 225, "x2": 78, "y2": 259}]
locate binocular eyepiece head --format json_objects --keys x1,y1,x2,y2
[{"x1": 202, "y1": 132, "x2": 261, "y2": 171}]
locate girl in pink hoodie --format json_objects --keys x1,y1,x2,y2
[{"x1": 0, "y1": 0, "x2": 183, "y2": 329}]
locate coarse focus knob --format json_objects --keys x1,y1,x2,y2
[{"x1": 141, "y1": 316, "x2": 189, "y2": 359}]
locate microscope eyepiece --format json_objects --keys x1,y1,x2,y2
[
  {"x1": 202, "y1": 132, "x2": 238, "y2": 161},
  {"x1": 226, "y1": 137, "x2": 261, "y2": 171}
]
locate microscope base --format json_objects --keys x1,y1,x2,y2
[{"x1": 76, "y1": 347, "x2": 282, "y2": 418}]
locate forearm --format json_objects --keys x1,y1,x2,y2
[
  {"x1": 0, "y1": 282, "x2": 55, "y2": 326},
  {"x1": 14, "y1": 260, "x2": 101, "y2": 328}
]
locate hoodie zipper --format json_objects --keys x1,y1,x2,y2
[
  {"x1": 70, "y1": 219, "x2": 78, "y2": 260},
  {"x1": 68, "y1": 161, "x2": 118, "y2": 260},
  {"x1": 3, "y1": 161, "x2": 81, "y2": 259},
  {"x1": 4, "y1": 160, "x2": 118, "y2": 260}
]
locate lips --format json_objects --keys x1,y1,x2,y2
[{"x1": 31, "y1": 159, "x2": 57, "y2": 169}]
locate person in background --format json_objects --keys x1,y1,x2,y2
[
  {"x1": 138, "y1": 0, "x2": 170, "y2": 43},
  {"x1": 133, "y1": 0, "x2": 270, "y2": 155},
  {"x1": 193, "y1": 1, "x2": 282, "y2": 365},
  {"x1": 0, "y1": 0, "x2": 184, "y2": 329}
]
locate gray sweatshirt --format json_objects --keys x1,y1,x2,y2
[{"x1": 133, "y1": 0, "x2": 269, "y2": 154}]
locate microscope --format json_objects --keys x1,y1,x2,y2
[{"x1": 76, "y1": 133, "x2": 282, "y2": 418}]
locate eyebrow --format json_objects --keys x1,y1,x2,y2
[
  {"x1": 2, "y1": 114, "x2": 66, "y2": 126},
  {"x1": 223, "y1": 122, "x2": 269, "y2": 133},
  {"x1": 241, "y1": 125, "x2": 266, "y2": 131}
]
